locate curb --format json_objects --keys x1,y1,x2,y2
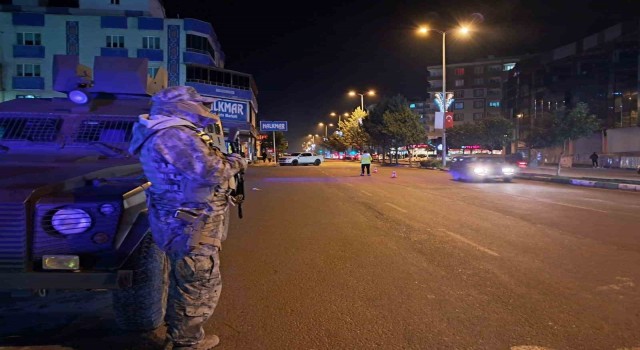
[{"x1": 516, "y1": 174, "x2": 640, "y2": 192}]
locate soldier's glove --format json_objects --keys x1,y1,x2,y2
[{"x1": 228, "y1": 153, "x2": 248, "y2": 171}]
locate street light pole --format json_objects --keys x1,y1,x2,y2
[
  {"x1": 418, "y1": 25, "x2": 471, "y2": 167},
  {"x1": 348, "y1": 90, "x2": 375, "y2": 111},
  {"x1": 441, "y1": 31, "x2": 448, "y2": 167}
]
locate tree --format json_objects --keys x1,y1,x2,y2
[
  {"x1": 478, "y1": 117, "x2": 513, "y2": 152},
  {"x1": 530, "y1": 102, "x2": 600, "y2": 175},
  {"x1": 362, "y1": 98, "x2": 392, "y2": 162},
  {"x1": 339, "y1": 108, "x2": 370, "y2": 151},
  {"x1": 382, "y1": 98, "x2": 426, "y2": 165},
  {"x1": 264, "y1": 131, "x2": 287, "y2": 154},
  {"x1": 446, "y1": 123, "x2": 482, "y2": 152},
  {"x1": 322, "y1": 134, "x2": 348, "y2": 153}
]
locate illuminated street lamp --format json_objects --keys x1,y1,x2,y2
[
  {"x1": 417, "y1": 24, "x2": 471, "y2": 167},
  {"x1": 348, "y1": 90, "x2": 375, "y2": 110},
  {"x1": 330, "y1": 111, "x2": 350, "y2": 124},
  {"x1": 318, "y1": 122, "x2": 334, "y2": 139},
  {"x1": 308, "y1": 133, "x2": 318, "y2": 145}
]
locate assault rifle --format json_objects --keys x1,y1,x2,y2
[{"x1": 227, "y1": 129, "x2": 245, "y2": 219}]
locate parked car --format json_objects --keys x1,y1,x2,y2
[
  {"x1": 410, "y1": 154, "x2": 429, "y2": 162},
  {"x1": 505, "y1": 152, "x2": 528, "y2": 168},
  {"x1": 278, "y1": 152, "x2": 323, "y2": 166},
  {"x1": 449, "y1": 155, "x2": 517, "y2": 182}
]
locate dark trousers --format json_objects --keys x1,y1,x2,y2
[
  {"x1": 361, "y1": 164, "x2": 370, "y2": 174},
  {"x1": 592, "y1": 159, "x2": 598, "y2": 167}
]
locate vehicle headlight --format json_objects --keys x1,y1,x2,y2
[
  {"x1": 51, "y1": 209, "x2": 93, "y2": 235},
  {"x1": 502, "y1": 166, "x2": 515, "y2": 174},
  {"x1": 472, "y1": 166, "x2": 487, "y2": 175}
]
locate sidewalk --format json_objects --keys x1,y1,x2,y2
[{"x1": 517, "y1": 165, "x2": 640, "y2": 191}]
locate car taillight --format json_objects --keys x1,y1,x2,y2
[{"x1": 517, "y1": 161, "x2": 527, "y2": 168}]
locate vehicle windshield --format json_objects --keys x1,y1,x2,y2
[{"x1": 290, "y1": 152, "x2": 301, "y2": 156}]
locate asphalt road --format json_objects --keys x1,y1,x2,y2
[{"x1": 2, "y1": 160, "x2": 640, "y2": 350}]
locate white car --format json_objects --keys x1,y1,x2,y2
[{"x1": 278, "y1": 152, "x2": 323, "y2": 166}]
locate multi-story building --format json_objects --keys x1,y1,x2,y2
[
  {"x1": 407, "y1": 98, "x2": 431, "y2": 133},
  {"x1": 503, "y1": 20, "x2": 639, "y2": 135},
  {"x1": 0, "y1": 0, "x2": 258, "y2": 158},
  {"x1": 425, "y1": 56, "x2": 520, "y2": 135}
]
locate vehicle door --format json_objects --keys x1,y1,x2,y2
[{"x1": 300, "y1": 152, "x2": 313, "y2": 164}]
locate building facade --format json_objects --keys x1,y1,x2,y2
[
  {"x1": 426, "y1": 56, "x2": 520, "y2": 134},
  {"x1": 503, "y1": 21, "x2": 639, "y2": 143},
  {"x1": 0, "y1": 0, "x2": 258, "y2": 158}
]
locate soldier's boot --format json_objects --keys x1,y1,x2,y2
[{"x1": 172, "y1": 335, "x2": 220, "y2": 350}]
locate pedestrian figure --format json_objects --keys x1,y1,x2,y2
[
  {"x1": 360, "y1": 150, "x2": 373, "y2": 176},
  {"x1": 590, "y1": 152, "x2": 599, "y2": 168},
  {"x1": 129, "y1": 86, "x2": 247, "y2": 349},
  {"x1": 261, "y1": 149, "x2": 267, "y2": 163}
]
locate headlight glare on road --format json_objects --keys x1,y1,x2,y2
[
  {"x1": 51, "y1": 209, "x2": 93, "y2": 235},
  {"x1": 473, "y1": 166, "x2": 487, "y2": 175}
]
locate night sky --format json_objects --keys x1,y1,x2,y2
[{"x1": 164, "y1": 0, "x2": 637, "y2": 149}]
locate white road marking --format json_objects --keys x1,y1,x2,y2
[
  {"x1": 507, "y1": 194, "x2": 608, "y2": 213},
  {"x1": 385, "y1": 202, "x2": 408, "y2": 213},
  {"x1": 511, "y1": 346, "x2": 555, "y2": 350},
  {"x1": 360, "y1": 190, "x2": 373, "y2": 196},
  {"x1": 439, "y1": 229, "x2": 500, "y2": 257},
  {"x1": 596, "y1": 277, "x2": 635, "y2": 291}
]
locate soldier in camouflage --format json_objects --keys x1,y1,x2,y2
[{"x1": 129, "y1": 86, "x2": 247, "y2": 349}]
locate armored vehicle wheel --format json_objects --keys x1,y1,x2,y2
[
  {"x1": 112, "y1": 233, "x2": 168, "y2": 331},
  {"x1": 314, "y1": 159, "x2": 321, "y2": 166}
]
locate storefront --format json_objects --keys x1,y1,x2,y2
[{"x1": 187, "y1": 82, "x2": 259, "y2": 161}]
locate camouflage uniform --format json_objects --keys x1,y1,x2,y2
[{"x1": 129, "y1": 86, "x2": 247, "y2": 349}]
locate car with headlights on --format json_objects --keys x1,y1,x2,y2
[
  {"x1": 0, "y1": 55, "x2": 168, "y2": 332},
  {"x1": 449, "y1": 155, "x2": 517, "y2": 182}
]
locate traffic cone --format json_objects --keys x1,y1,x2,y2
[
  {"x1": 391, "y1": 171, "x2": 397, "y2": 178},
  {"x1": 373, "y1": 167, "x2": 378, "y2": 173}
]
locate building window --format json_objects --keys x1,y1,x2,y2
[
  {"x1": 474, "y1": 66, "x2": 484, "y2": 74},
  {"x1": 454, "y1": 90, "x2": 464, "y2": 98},
  {"x1": 143, "y1": 36, "x2": 161, "y2": 49},
  {"x1": 473, "y1": 78, "x2": 484, "y2": 85},
  {"x1": 454, "y1": 68, "x2": 465, "y2": 76},
  {"x1": 16, "y1": 63, "x2": 41, "y2": 77},
  {"x1": 454, "y1": 79, "x2": 464, "y2": 87},
  {"x1": 488, "y1": 65, "x2": 502, "y2": 72},
  {"x1": 473, "y1": 89, "x2": 484, "y2": 97},
  {"x1": 186, "y1": 65, "x2": 252, "y2": 91},
  {"x1": 186, "y1": 34, "x2": 217, "y2": 60},
  {"x1": 106, "y1": 35, "x2": 125, "y2": 48},
  {"x1": 487, "y1": 89, "x2": 500, "y2": 97},
  {"x1": 473, "y1": 100, "x2": 484, "y2": 108},
  {"x1": 17, "y1": 32, "x2": 42, "y2": 46},
  {"x1": 488, "y1": 101, "x2": 500, "y2": 108},
  {"x1": 148, "y1": 67, "x2": 160, "y2": 78},
  {"x1": 489, "y1": 77, "x2": 501, "y2": 85},
  {"x1": 110, "y1": 0, "x2": 120, "y2": 4},
  {"x1": 473, "y1": 112, "x2": 484, "y2": 120},
  {"x1": 453, "y1": 113, "x2": 465, "y2": 121},
  {"x1": 454, "y1": 102, "x2": 464, "y2": 110},
  {"x1": 503, "y1": 63, "x2": 516, "y2": 71}
]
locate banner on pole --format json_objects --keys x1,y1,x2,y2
[
  {"x1": 445, "y1": 112, "x2": 454, "y2": 129},
  {"x1": 435, "y1": 112, "x2": 455, "y2": 129}
]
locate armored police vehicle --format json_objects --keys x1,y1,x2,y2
[{"x1": 0, "y1": 55, "x2": 172, "y2": 330}]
